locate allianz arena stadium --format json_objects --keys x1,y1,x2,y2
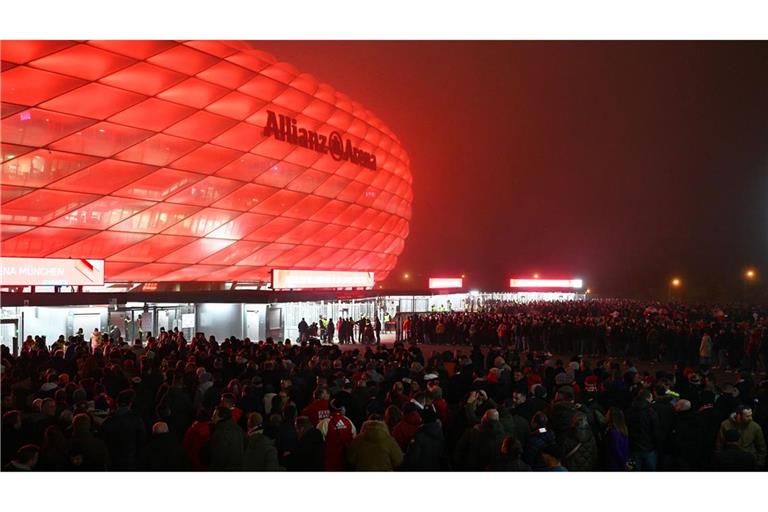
[{"x1": 0, "y1": 40, "x2": 412, "y2": 286}]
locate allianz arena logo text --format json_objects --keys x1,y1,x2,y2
[{"x1": 263, "y1": 110, "x2": 377, "y2": 170}]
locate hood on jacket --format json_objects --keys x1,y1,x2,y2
[{"x1": 360, "y1": 420, "x2": 392, "y2": 441}]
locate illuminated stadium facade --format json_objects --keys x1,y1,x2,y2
[{"x1": 0, "y1": 40, "x2": 412, "y2": 287}]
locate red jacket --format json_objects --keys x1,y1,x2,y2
[
  {"x1": 392, "y1": 411, "x2": 423, "y2": 450},
  {"x1": 302, "y1": 399, "x2": 331, "y2": 427},
  {"x1": 324, "y1": 412, "x2": 355, "y2": 471},
  {"x1": 182, "y1": 421, "x2": 211, "y2": 470}
]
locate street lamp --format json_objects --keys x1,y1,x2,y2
[
  {"x1": 533, "y1": 273, "x2": 539, "y2": 279},
  {"x1": 745, "y1": 269, "x2": 756, "y2": 281},
  {"x1": 668, "y1": 277, "x2": 681, "y2": 301}
]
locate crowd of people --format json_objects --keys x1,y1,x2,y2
[{"x1": 1, "y1": 299, "x2": 766, "y2": 472}]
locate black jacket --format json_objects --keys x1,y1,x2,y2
[
  {"x1": 625, "y1": 399, "x2": 660, "y2": 453},
  {"x1": 712, "y1": 445, "x2": 757, "y2": 471},
  {"x1": 454, "y1": 419, "x2": 506, "y2": 471},
  {"x1": 670, "y1": 410, "x2": 703, "y2": 470},
  {"x1": 244, "y1": 431, "x2": 282, "y2": 470},
  {"x1": 286, "y1": 428, "x2": 324, "y2": 471},
  {"x1": 207, "y1": 419, "x2": 245, "y2": 471},
  {"x1": 141, "y1": 433, "x2": 189, "y2": 471},
  {"x1": 402, "y1": 421, "x2": 445, "y2": 471},
  {"x1": 100, "y1": 407, "x2": 147, "y2": 470}
]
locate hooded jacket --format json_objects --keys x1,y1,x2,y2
[
  {"x1": 402, "y1": 420, "x2": 445, "y2": 471},
  {"x1": 392, "y1": 410, "x2": 423, "y2": 450},
  {"x1": 625, "y1": 398, "x2": 660, "y2": 454},
  {"x1": 208, "y1": 418, "x2": 245, "y2": 471},
  {"x1": 244, "y1": 428, "x2": 282, "y2": 470},
  {"x1": 717, "y1": 416, "x2": 766, "y2": 467},
  {"x1": 347, "y1": 420, "x2": 403, "y2": 470}
]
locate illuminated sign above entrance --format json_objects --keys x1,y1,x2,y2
[
  {"x1": 272, "y1": 269, "x2": 375, "y2": 290},
  {"x1": 263, "y1": 110, "x2": 377, "y2": 170},
  {"x1": 1, "y1": 258, "x2": 105, "y2": 286}
]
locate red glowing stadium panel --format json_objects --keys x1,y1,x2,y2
[
  {"x1": 2, "y1": 108, "x2": 96, "y2": 147},
  {"x1": 1, "y1": 185, "x2": 33, "y2": 204},
  {"x1": 214, "y1": 153, "x2": 277, "y2": 181},
  {"x1": 157, "y1": 77, "x2": 229, "y2": 109},
  {"x1": 112, "y1": 168, "x2": 203, "y2": 201},
  {"x1": 165, "y1": 111, "x2": 239, "y2": 142},
  {"x1": 47, "y1": 196, "x2": 154, "y2": 229},
  {"x1": 108, "y1": 98, "x2": 197, "y2": 131},
  {"x1": 48, "y1": 123, "x2": 154, "y2": 158},
  {"x1": 168, "y1": 144, "x2": 243, "y2": 174},
  {"x1": 46, "y1": 159, "x2": 156, "y2": 194},
  {"x1": 1, "y1": 150, "x2": 101, "y2": 188},
  {"x1": 147, "y1": 45, "x2": 219, "y2": 75},
  {"x1": 205, "y1": 91, "x2": 265, "y2": 120},
  {"x1": 50, "y1": 231, "x2": 151, "y2": 259},
  {"x1": 205, "y1": 213, "x2": 273, "y2": 240},
  {"x1": 244, "y1": 217, "x2": 303, "y2": 242},
  {"x1": 165, "y1": 176, "x2": 243, "y2": 206},
  {"x1": 39, "y1": 83, "x2": 146, "y2": 120},
  {"x1": 249, "y1": 189, "x2": 305, "y2": 216},
  {"x1": 1, "y1": 224, "x2": 34, "y2": 240},
  {"x1": 107, "y1": 235, "x2": 197, "y2": 262},
  {"x1": 158, "y1": 238, "x2": 236, "y2": 264},
  {"x1": 210, "y1": 122, "x2": 265, "y2": 151},
  {"x1": 1, "y1": 227, "x2": 97, "y2": 257},
  {"x1": 109, "y1": 203, "x2": 201, "y2": 234},
  {"x1": 161, "y1": 208, "x2": 240, "y2": 237},
  {"x1": 99, "y1": 62, "x2": 188, "y2": 96},
  {"x1": 88, "y1": 40, "x2": 177, "y2": 60},
  {"x1": 1, "y1": 66, "x2": 86, "y2": 106},
  {"x1": 0, "y1": 41, "x2": 412, "y2": 283},
  {"x1": 1, "y1": 189, "x2": 99, "y2": 225},
  {"x1": 1, "y1": 41, "x2": 75, "y2": 64},
  {"x1": 115, "y1": 133, "x2": 202, "y2": 166},
  {"x1": 29, "y1": 44, "x2": 136, "y2": 81},
  {"x1": 198, "y1": 240, "x2": 265, "y2": 265},
  {"x1": 211, "y1": 184, "x2": 278, "y2": 211}
]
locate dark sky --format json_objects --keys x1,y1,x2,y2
[{"x1": 253, "y1": 41, "x2": 768, "y2": 299}]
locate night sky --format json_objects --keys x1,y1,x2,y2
[{"x1": 253, "y1": 41, "x2": 768, "y2": 300}]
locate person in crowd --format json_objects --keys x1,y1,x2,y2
[
  {"x1": 401, "y1": 408, "x2": 444, "y2": 470},
  {"x1": 716, "y1": 404, "x2": 766, "y2": 468},
  {"x1": 392, "y1": 402, "x2": 423, "y2": 451},
  {"x1": 347, "y1": 418, "x2": 403, "y2": 470},
  {"x1": 454, "y1": 408, "x2": 506, "y2": 470},
  {"x1": 286, "y1": 416, "x2": 325, "y2": 471},
  {"x1": 4, "y1": 444, "x2": 39, "y2": 471},
  {"x1": 2, "y1": 411, "x2": 24, "y2": 467},
  {"x1": 141, "y1": 422, "x2": 189, "y2": 471},
  {"x1": 712, "y1": 429, "x2": 757, "y2": 471},
  {"x1": 70, "y1": 413, "x2": 109, "y2": 470},
  {"x1": 538, "y1": 443, "x2": 568, "y2": 471},
  {"x1": 489, "y1": 436, "x2": 531, "y2": 471},
  {"x1": 100, "y1": 389, "x2": 146, "y2": 470},
  {"x1": 207, "y1": 406, "x2": 245, "y2": 471},
  {"x1": 320, "y1": 399, "x2": 356, "y2": 471},
  {"x1": 603, "y1": 407, "x2": 630, "y2": 471},
  {"x1": 524, "y1": 412, "x2": 555, "y2": 470},
  {"x1": 244, "y1": 412, "x2": 282, "y2": 470},
  {"x1": 625, "y1": 389, "x2": 660, "y2": 471}
]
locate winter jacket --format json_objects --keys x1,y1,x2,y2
[
  {"x1": 348, "y1": 420, "x2": 403, "y2": 471},
  {"x1": 712, "y1": 445, "x2": 757, "y2": 471},
  {"x1": 671, "y1": 410, "x2": 703, "y2": 470},
  {"x1": 70, "y1": 430, "x2": 109, "y2": 471},
  {"x1": 550, "y1": 401, "x2": 598, "y2": 471},
  {"x1": 100, "y1": 406, "x2": 147, "y2": 470},
  {"x1": 488, "y1": 456, "x2": 531, "y2": 471},
  {"x1": 523, "y1": 430, "x2": 556, "y2": 470},
  {"x1": 182, "y1": 421, "x2": 211, "y2": 470},
  {"x1": 717, "y1": 416, "x2": 766, "y2": 467},
  {"x1": 392, "y1": 411, "x2": 423, "y2": 450},
  {"x1": 244, "y1": 429, "x2": 282, "y2": 470},
  {"x1": 625, "y1": 399, "x2": 660, "y2": 454},
  {"x1": 603, "y1": 428, "x2": 629, "y2": 471},
  {"x1": 322, "y1": 412, "x2": 356, "y2": 471},
  {"x1": 141, "y1": 433, "x2": 189, "y2": 471},
  {"x1": 208, "y1": 418, "x2": 245, "y2": 470},
  {"x1": 401, "y1": 421, "x2": 445, "y2": 471},
  {"x1": 454, "y1": 419, "x2": 506, "y2": 471},
  {"x1": 286, "y1": 428, "x2": 324, "y2": 471}
]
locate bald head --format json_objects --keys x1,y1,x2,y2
[
  {"x1": 152, "y1": 422, "x2": 169, "y2": 435},
  {"x1": 481, "y1": 408, "x2": 499, "y2": 423}
]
